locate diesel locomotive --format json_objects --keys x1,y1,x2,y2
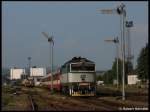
[{"x1": 40, "y1": 57, "x2": 96, "y2": 96}]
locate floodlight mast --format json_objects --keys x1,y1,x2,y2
[{"x1": 42, "y1": 32, "x2": 54, "y2": 93}]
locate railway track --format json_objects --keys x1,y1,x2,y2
[
  {"x1": 23, "y1": 87, "x2": 114, "y2": 111},
  {"x1": 28, "y1": 92, "x2": 38, "y2": 111},
  {"x1": 18, "y1": 86, "x2": 39, "y2": 111},
  {"x1": 22, "y1": 87, "x2": 70, "y2": 111},
  {"x1": 72, "y1": 97, "x2": 118, "y2": 111},
  {"x1": 28, "y1": 95, "x2": 37, "y2": 111},
  {"x1": 16, "y1": 86, "x2": 148, "y2": 111}
]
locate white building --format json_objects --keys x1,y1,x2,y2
[
  {"x1": 128, "y1": 75, "x2": 140, "y2": 85},
  {"x1": 10, "y1": 68, "x2": 25, "y2": 80},
  {"x1": 30, "y1": 68, "x2": 46, "y2": 86},
  {"x1": 30, "y1": 68, "x2": 46, "y2": 77}
]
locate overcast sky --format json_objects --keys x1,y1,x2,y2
[{"x1": 2, "y1": 1, "x2": 148, "y2": 70}]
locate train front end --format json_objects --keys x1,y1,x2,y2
[
  {"x1": 61, "y1": 57, "x2": 96, "y2": 96},
  {"x1": 69, "y1": 62, "x2": 96, "y2": 96}
]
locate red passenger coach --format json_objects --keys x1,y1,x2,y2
[
  {"x1": 40, "y1": 70, "x2": 62, "y2": 91},
  {"x1": 51, "y1": 72, "x2": 62, "y2": 91}
]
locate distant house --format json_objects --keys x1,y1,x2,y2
[{"x1": 128, "y1": 75, "x2": 141, "y2": 85}]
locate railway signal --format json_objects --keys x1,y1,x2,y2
[
  {"x1": 99, "y1": 3, "x2": 126, "y2": 100},
  {"x1": 42, "y1": 32, "x2": 54, "y2": 93},
  {"x1": 104, "y1": 37, "x2": 119, "y2": 89}
]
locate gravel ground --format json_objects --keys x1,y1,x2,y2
[{"x1": 2, "y1": 85, "x2": 148, "y2": 111}]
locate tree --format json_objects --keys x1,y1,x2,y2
[
  {"x1": 136, "y1": 43, "x2": 148, "y2": 82},
  {"x1": 126, "y1": 61, "x2": 133, "y2": 74},
  {"x1": 96, "y1": 75, "x2": 103, "y2": 81},
  {"x1": 111, "y1": 58, "x2": 131, "y2": 84},
  {"x1": 103, "y1": 70, "x2": 113, "y2": 84},
  {"x1": 111, "y1": 58, "x2": 122, "y2": 84},
  {"x1": 102, "y1": 54, "x2": 135, "y2": 85}
]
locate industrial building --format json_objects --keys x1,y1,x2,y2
[
  {"x1": 30, "y1": 67, "x2": 46, "y2": 77},
  {"x1": 30, "y1": 67, "x2": 46, "y2": 86},
  {"x1": 10, "y1": 68, "x2": 26, "y2": 80}
]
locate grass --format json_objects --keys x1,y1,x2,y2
[
  {"x1": 2, "y1": 85, "x2": 16, "y2": 93},
  {"x1": 96, "y1": 84, "x2": 148, "y2": 106},
  {"x1": 2, "y1": 85, "x2": 15, "y2": 107},
  {"x1": 2, "y1": 85, "x2": 30, "y2": 111},
  {"x1": 97, "y1": 84, "x2": 148, "y2": 93},
  {"x1": 98, "y1": 96, "x2": 148, "y2": 107},
  {"x1": 2, "y1": 94, "x2": 30, "y2": 111}
]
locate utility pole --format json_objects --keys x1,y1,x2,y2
[
  {"x1": 28, "y1": 57, "x2": 31, "y2": 79},
  {"x1": 42, "y1": 32, "x2": 54, "y2": 93},
  {"x1": 105, "y1": 37, "x2": 119, "y2": 88},
  {"x1": 99, "y1": 3, "x2": 126, "y2": 100}
]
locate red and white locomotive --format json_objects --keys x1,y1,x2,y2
[{"x1": 40, "y1": 57, "x2": 96, "y2": 96}]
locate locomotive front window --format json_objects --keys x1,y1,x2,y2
[
  {"x1": 71, "y1": 63, "x2": 95, "y2": 71},
  {"x1": 61, "y1": 64, "x2": 70, "y2": 73}
]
